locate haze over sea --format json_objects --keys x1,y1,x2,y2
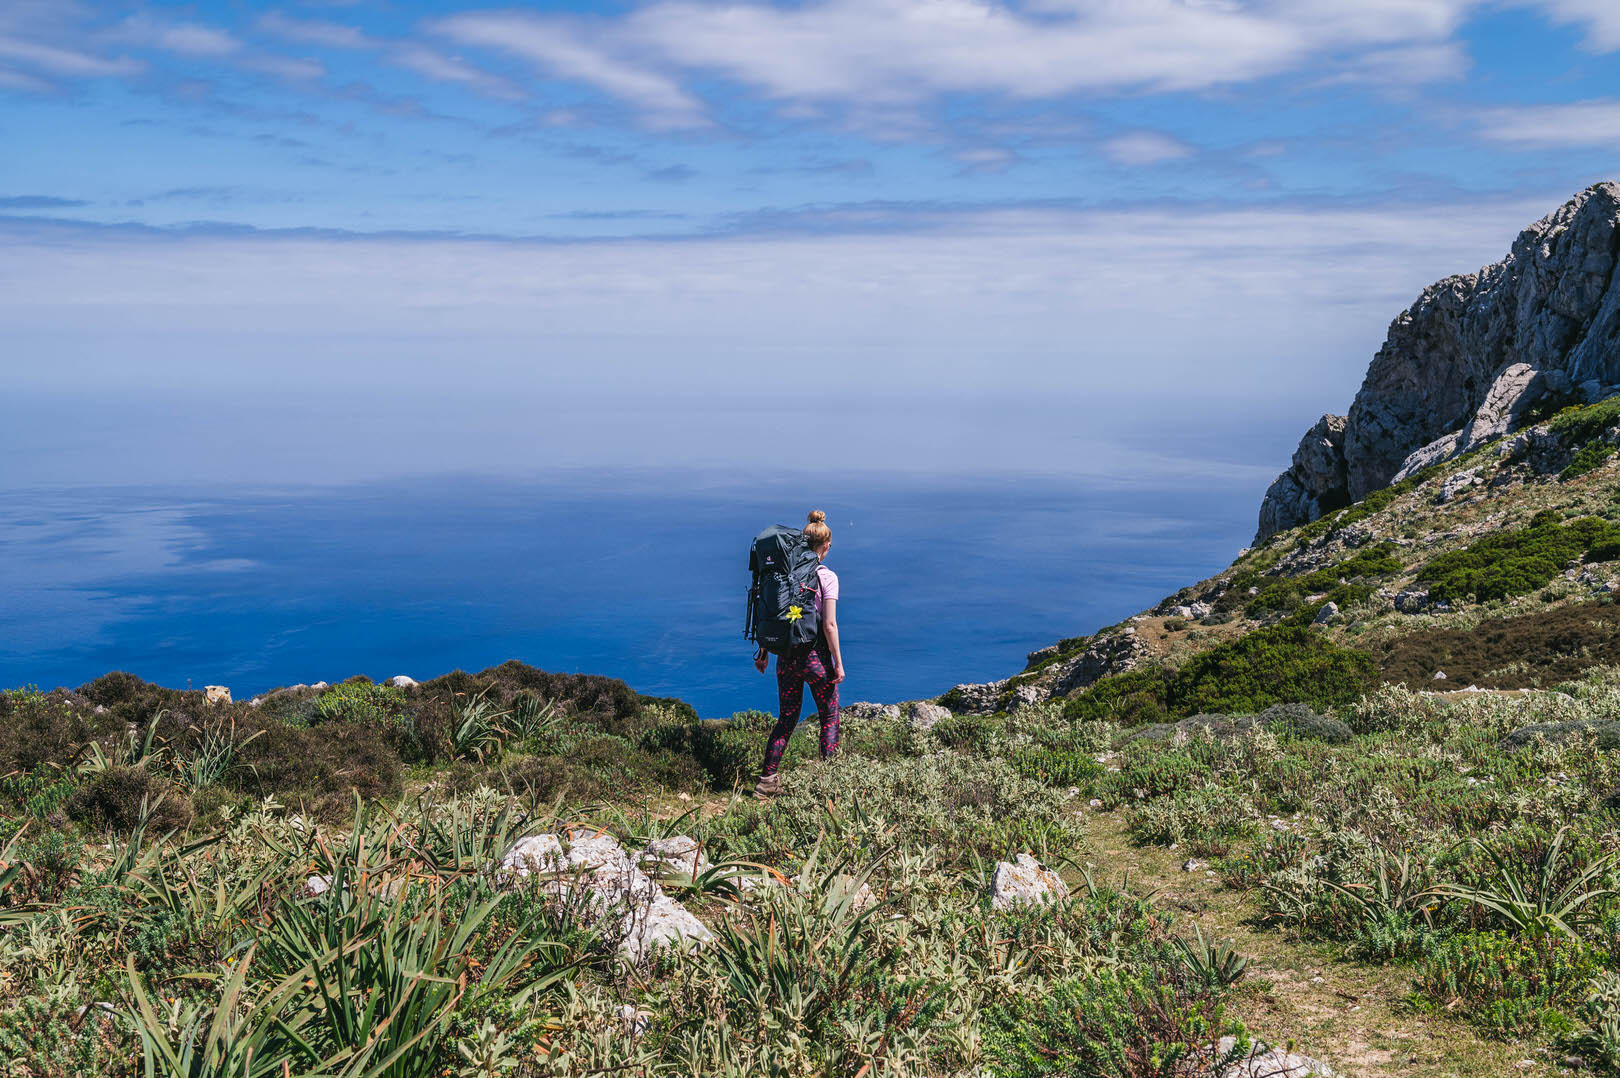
[{"x1": 1, "y1": 400, "x2": 1278, "y2": 717}]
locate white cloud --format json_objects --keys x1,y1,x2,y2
[
  {"x1": 256, "y1": 13, "x2": 374, "y2": 50},
  {"x1": 1102, "y1": 130, "x2": 1194, "y2": 166},
  {"x1": 429, "y1": 0, "x2": 1480, "y2": 125},
  {"x1": 1520, "y1": 0, "x2": 1620, "y2": 51},
  {"x1": 390, "y1": 45, "x2": 524, "y2": 100},
  {"x1": 0, "y1": 34, "x2": 142, "y2": 78},
  {"x1": 0, "y1": 195, "x2": 1556, "y2": 411},
  {"x1": 1478, "y1": 99, "x2": 1620, "y2": 146},
  {"x1": 118, "y1": 17, "x2": 242, "y2": 58},
  {"x1": 435, "y1": 13, "x2": 707, "y2": 127}
]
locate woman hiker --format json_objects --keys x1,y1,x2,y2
[{"x1": 752, "y1": 509, "x2": 844, "y2": 799}]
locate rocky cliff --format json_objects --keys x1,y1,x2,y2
[{"x1": 1257, "y1": 181, "x2": 1620, "y2": 541}]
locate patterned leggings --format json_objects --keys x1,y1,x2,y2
[{"x1": 761, "y1": 642, "x2": 840, "y2": 776}]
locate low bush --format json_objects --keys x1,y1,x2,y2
[
  {"x1": 1417, "y1": 515, "x2": 1620, "y2": 603},
  {"x1": 307, "y1": 680, "x2": 407, "y2": 727},
  {"x1": 1065, "y1": 625, "x2": 1378, "y2": 723},
  {"x1": 983, "y1": 972, "x2": 1246, "y2": 1078},
  {"x1": 64, "y1": 766, "x2": 192, "y2": 834},
  {"x1": 1413, "y1": 931, "x2": 1595, "y2": 1039}
]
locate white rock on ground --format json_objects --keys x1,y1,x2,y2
[
  {"x1": 498, "y1": 830, "x2": 712, "y2": 962},
  {"x1": 990, "y1": 853, "x2": 1069, "y2": 910},
  {"x1": 386, "y1": 675, "x2": 418, "y2": 688},
  {"x1": 637, "y1": 836, "x2": 711, "y2": 878},
  {"x1": 1218, "y1": 1037, "x2": 1336, "y2": 1077},
  {"x1": 1312, "y1": 602, "x2": 1339, "y2": 625},
  {"x1": 908, "y1": 701, "x2": 951, "y2": 731}
]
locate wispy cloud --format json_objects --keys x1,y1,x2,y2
[
  {"x1": 434, "y1": 12, "x2": 707, "y2": 127},
  {"x1": 429, "y1": 0, "x2": 1478, "y2": 129},
  {"x1": 116, "y1": 16, "x2": 242, "y2": 58},
  {"x1": 1102, "y1": 131, "x2": 1195, "y2": 166},
  {"x1": 1478, "y1": 99, "x2": 1620, "y2": 146}
]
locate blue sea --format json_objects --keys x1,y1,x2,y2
[{"x1": 0, "y1": 471, "x2": 1255, "y2": 716}]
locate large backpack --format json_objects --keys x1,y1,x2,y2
[{"x1": 745, "y1": 525, "x2": 823, "y2": 655}]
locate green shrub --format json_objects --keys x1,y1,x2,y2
[
  {"x1": 983, "y1": 972, "x2": 1246, "y2": 1078},
  {"x1": 1563, "y1": 440, "x2": 1618, "y2": 480},
  {"x1": 1417, "y1": 515, "x2": 1620, "y2": 603},
  {"x1": 308, "y1": 681, "x2": 407, "y2": 727},
  {"x1": 1374, "y1": 602, "x2": 1620, "y2": 689},
  {"x1": 1068, "y1": 628, "x2": 1377, "y2": 724},
  {"x1": 1413, "y1": 931, "x2": 1595, "y2": 1038},
  {"x1": 0, "y1": 691, "x2": 94, "y2": 775},
  {"x1": 1550, "y1": 396, "x2": 1620, "y2": 445},
  {"x1": 1171, "y1": 625, "x2": 1378, "y2": 716},
  {"x1": 1129, "y1": 787, "x2": 1260, "y2": 855}
]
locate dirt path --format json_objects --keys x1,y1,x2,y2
[{"x1": 1082, "y1": 812, "x2": 1554, "y2": 1078}]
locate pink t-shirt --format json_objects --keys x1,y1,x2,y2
[{"x1": 814, "y1": 564, "x2": 839, "y2": 616}]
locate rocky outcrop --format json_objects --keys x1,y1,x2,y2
[
  {"x1": 1256, "y1": 415, "x2": 1350, "y2": 541},
  {"x1": 1049, "y1": 629, "x2": 1148, "y2": 696},
  {"x1": 908, "y1": 701, "x2": 951, "y2": 730},
  {"x1": 1257, "y1": 182, "x2": 1620, "y2": 540}
]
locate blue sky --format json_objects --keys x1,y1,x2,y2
[{"x1": 3, "y1": 0, "x2": 1620, "y2": 489}]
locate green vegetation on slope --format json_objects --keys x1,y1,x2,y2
[
  {"x1": 1416, "y1": 511, "x2": 1620, "y2": 603},
  {"x1": 1063, "y1": 624, "x2": 1379, "y2": 724}
]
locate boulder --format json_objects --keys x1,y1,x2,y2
[
  {"x1": 945, "y1": 680, "x2": 1007, "y2": 715},
  {"x1": 990, "y1": 853, "x2": 1069, "y2": 909},
  {"x1": 1258, "y1": 182, "x2": 1620, "y2": 540},
  {"x1": 498, "y1": 830, "x2": 713, "y2": 962},
  {"x1": 908, "y1": 701, "x2": 951, "y2": 731},
  {"x1": 1312, "y1": 602, "x2": 1340, "y2": 625},
  {"x1": 842, "y1": 701, "x2": 902, "y2": 721},
  {"x1": 386, "y1": 675, "x2": 418, "y2": 689},
  {"x1": 1437, "y1": 467, "x2": 1483, "y2": 503},
  {"x1": 204, "y1": 685, "x2": 231, "y2": 705},
  {"x1": 1048, "y1": 630, "x2": 1149, "y2": 697},
  {"x1": 1393, "y1": 588, "x2": 1431, "y2": 614},
  {"x1": 1218, "y1": 1038, "x2": 1336, "y2": 1078}
]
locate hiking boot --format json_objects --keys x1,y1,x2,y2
[{"x1": 752, "y1": 772, "x2": 781, "y2": 800}]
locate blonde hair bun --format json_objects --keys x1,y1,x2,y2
[{"x1": 804, "y1": 509, "x2": 831, "y2": 548}]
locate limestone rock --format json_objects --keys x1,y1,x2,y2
[
  {"x1": 1049, "y1": 630, "x2": 1149, "y2": 697},
  {"x1": 1393, "y1": 589, "x2": 1431, "y2": 614},
  {"x1": 498, "y1": 830, "x2": 713, "y2": 962},
  {"x1": 990, "y1": 853, "x2": 1069, "y2": 909},
  {"x1": 1258, "y1": 183, "x2": 1620, "y2": 540},
  {"x1": 1218, "y1": 1038, "x2": 1336, "y2": 1078},
  {"x1": 1437, "y1": 467, "x2": 1484, "y2": 504},
  {"x1": 386, "y1": 675, "x2": 418, "y2": 689},
  {"x1": 637, "y1": 836, "x2": 711, "y2": 879},
  {"x1": 1312, "y1": 602, "x2": 1340, "y2": 625},
  {"x1": 842, "y1": 701, "x2": 902, "y2": 721},
  {"x1": 204, "y1": 685, "x2": 231, "y2": 705},
  {"x1": 908, "y1": 701, "x2": 951, "y2": 730},
  {"x1": 1026, "y1": 643, "x2": 1060, "y2": 665},
  {"x1": 945, "y1": 680, "x2": 1007, "y2": 715},
  {"x1": 1257, "y1": 414, "x2": 1350, "y2": 539}
]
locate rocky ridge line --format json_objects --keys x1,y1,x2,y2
[{"x1": 1258, "y1": 181, "x2": 1620, "y2": 541}]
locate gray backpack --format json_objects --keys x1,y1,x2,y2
[{"x1": 745, "y1": 525, "x2": 822, "y2": 655}]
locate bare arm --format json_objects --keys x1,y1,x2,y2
[{"x1": 823, "y1": 597, "x2": 844, "y2": 683}]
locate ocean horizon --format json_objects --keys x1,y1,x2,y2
[{"x1": 1, "y1": 469, "x2": 1255, "y2": 716}]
